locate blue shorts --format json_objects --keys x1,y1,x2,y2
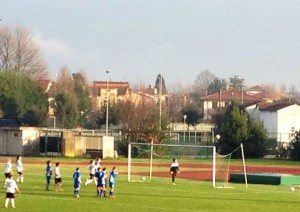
[
  {"x1": 74, "y1": 182, "x2": 81, "y2": 189},
  {"x1": 97, "y1": 182, "x2": 104, "y2": 187},
  {"x1": 46, "y1": 176, "x2": 51, "y2": 184}
]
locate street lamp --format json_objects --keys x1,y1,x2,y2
[
  {"x1": 105, "y1": 69, "x2": 110, "y2": 136},
  {"x1": 183, "y1": 115, "x2": 187, "y2": 142}
]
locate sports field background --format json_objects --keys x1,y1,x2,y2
[{"x1": 1, "y1": 157, "x2": 300, "y2": 211}]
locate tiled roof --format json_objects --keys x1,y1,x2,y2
[
  {"x1": 258, "y1": 103, "x2": 295, "y2": 112},
  {"x1": 200, "y1": 89, "x2": 263, "y2": 102},
  {"x1": 93, "y1": 81, "x2": 129, "y2": 89}
]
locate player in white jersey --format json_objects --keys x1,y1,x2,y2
[
  {"x1": 4, "y1": 158, "x2": 12, "y2": 178},
  {"x1": 16, "y1": 155, "x2": 24, "y2": 183},
  {"x1": 170, "y1": 158, "x2": 180, "y2": 185},
  {"x1": 85, "y1": 160, "x2": 97, "y2": 186},
  {"x1": 55, "y1": 162, "x2": 63, "y2": 191},
  {"x1": 94, "y1": 158, "x2": 101, "y2": 172},
  {"x1": 4, "y1": 173, "x2": 21, "y2": 208}
]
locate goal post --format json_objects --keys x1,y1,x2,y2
[
  {"x1": 128, "y1": 142, "x2": 215, "y2": 183},
  {"x1": 213, "y1": 143, "x2": 248, "y2": 188},
  {"x1": 128, "y1": 142, "x2": 247, "y2": 188}
]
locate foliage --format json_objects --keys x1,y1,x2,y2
[
  {"x1": 181, "y1": 103, "x2": 202, "y2": 126},
  {"x1": 216, "y1": 101, "x2": 248, "y2": 158},
  {"x1": 95, "y1": 102, "x2": 119, "y2": 129},
  {"x1": 0, "y1": 70, "x2": 48, "y2": 126},
  {"x1": 114, "y1": 100, "x2": 169, "y2": 147},
  {"x1": 244, "y1": 119, "x2": 268, "y2": 158},
  {"x1": 229, "y1": 75, "x2": 244, "y2": 90},
  {"x1": 0, "y1": 25, "x2": 47, "y2": 79},
  {"x1": 216, "y1": 100, "x2": 268, "y2": 158},
  {"x1": 207, "y1": 77, "x2": 227, "y2": 94},
  {"x1": 54, "y1": 68, "x2": 93, "y2": 128},
  {"x1": 191, "y1": 70, "x2": 215, "y2": 103},
  {"x1": 72, "y1": 72, "x2": 92, "y2": 113},
  {"x1": 54, "y1": 90, "x2": 79, "y2": 128},
  {"x1": 290, "y1": 130, "x2": 300, "y2": 161}
]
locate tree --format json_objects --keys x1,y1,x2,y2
[
  {"x1": 191, "y1": 70, "x2": 215, "y2": 104},
  {"x1": 181, "y1": 103, "x2": 202, "y2": 126},
  {"x1": 216, "y1": 101, "x2": 248, "y2": 157},
  {"x1": 0, "y1": 70, "x2": 48, "y2": 126},
  {"x1": 216, "y1": 100, "x2": 268, "y2": 158},
  {"x1": 290, "y1": 130, "x2": 300, "y2": 161},
  {"x1": 54, "y1": 90, "x2": 79, "y2": 128},
  {"x1": 207, "y1": 77, "x2": 227, "y2": 94},
  {"x1": 72, "y1": 71, "x2": 92, "y2": 126},
  {"x1": 229, "y1": 75, "x2": 244, "y2": 90},
  {"x1": 244, "y1": 120, "x2": 268, "y2": 158},
  {"x1": 0, "y1": 25, "x2": 47, "y2": 80}
]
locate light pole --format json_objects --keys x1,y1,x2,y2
[
  {"x1": 105, "y1": 69, "x2": 110, "y2": 136},
  {"x1": 183, "y1": 115, "x2": 187, "y2": 142}
]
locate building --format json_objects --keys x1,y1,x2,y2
[
  {"x1": 0, "y1": 118, "x2": 42, "y2": 155},
  {"x1": 92, "y1": 81, "x2": 131, "y2": 110},
  {"x1": 246, "y1": 103, "x2": 300, "y2": 144},
  {"x1": 200, "y1": 89, "x2": 263, "y2": 120}
]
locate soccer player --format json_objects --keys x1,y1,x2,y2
[
  {"x1": 101, "y1": 167, "x2": 108, "y2": 197},
  {"x1": 170, "y1": 159, "x2": 180, "y2": 185},
  {"x1": 4, "y1": 173, "x2": 21, "y2": 208},
  {"x1": 4, "y1": 158, "x2": 12, "y2": 178},
  {"x1": 95, "y1": 167, "x2": 104, "y2": 197},
  {"x1": 45, "y1": 160, "x2": 52, "y2": 191},
  {"x1": 85, "y1": 160, "x2": 96, "y2": 186},
  {"x1": 109, "y1": 166, "x2": 118, "y2": 198},
  {"x1": 94, "y1": 158, "x2": 101, "y2": 171},
  {"x1": 55, "y1": 162, "x2": 63, "y2": 191},
  {"x1": 16, "y1": 155, "x2": 24, "y2": 183},
  {"x1": 73, "y1": 167, "x2": 81, "y2": 197}
]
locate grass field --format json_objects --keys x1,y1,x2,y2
[{"x1": 1, "y1": 157, "x2": 300, "y2": 211}]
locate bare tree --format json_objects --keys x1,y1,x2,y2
[{"x1": 0, "y1": 25, "x2": 47, "y2": 79}]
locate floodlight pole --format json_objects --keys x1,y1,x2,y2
[
  {"x1": 105, "y1": 69, "x2": 110, "y2": 136},
  {"x1": 183, "y1": 115, "x2": 187, "y2": 142}
]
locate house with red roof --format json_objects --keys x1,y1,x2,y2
[
  {"x1": 200, "y1": 89, "x2": 263, "y2": 120},
  {"x1": 92, "y1": 81, "x2": 131, "y2": 110}
]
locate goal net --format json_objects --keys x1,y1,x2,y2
[
  {"x1": 128, "y1": 142, "x2": 247, "y2": 188},
  {"x1": 213, "y1": 143, "x2": 247, "y2": 188},
  {"x1": 127, "y1": 142, "x2": 214, "y2": 183}
]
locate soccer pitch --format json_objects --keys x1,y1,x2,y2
[{"x1": 2, "y1": 157, "x2": 300, "y2": 212}]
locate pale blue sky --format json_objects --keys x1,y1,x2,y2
[{"x1": 1, "y1": 0, "x2": 300, "y2": 89}]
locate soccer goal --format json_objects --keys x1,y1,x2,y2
[
  {"x1": 128, "y1": 141, "x2": 215, "y2": 183},
  {"x1": 213, "y1": 143, "x2": 248, "y2": 188},
  {"x1": 128, "y1": 141, "x2": 247, "y2": 188}
]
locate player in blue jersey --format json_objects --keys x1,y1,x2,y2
[
  {"x1": 109, "y1": 166, "x2": 118, "y2": 198},
  {"x1": 95, "y1": 167, "x2": 105, "y2": 197},
  {"x1": 45, "y1": 160, "x2": 52, "y2": 191},
  {"x1": 73, "y1": 167, "x2": 81, "y2": 197},
  {"x1": 100, "y1": 167, "x2": 107, "y2": 197}
]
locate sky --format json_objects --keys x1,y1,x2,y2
[{"x1": 1, "y1": 0, "x2": 300, "y2": 89}]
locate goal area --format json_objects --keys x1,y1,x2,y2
[{"x1": 127, "y1": 142, "x2": 247, "y2": 188}]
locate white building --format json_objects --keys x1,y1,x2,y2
[{"x1": 246, "y1": 103, "x2": 300, "y2": 145}]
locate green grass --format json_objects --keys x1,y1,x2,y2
[{"x1": 2, "y1": 157, "x2": 300, "y2": 211}]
